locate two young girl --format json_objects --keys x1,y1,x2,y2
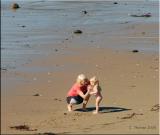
[{"x1": 66, "y1": 74, "x2": 103, "y2": 114}]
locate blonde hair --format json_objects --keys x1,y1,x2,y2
[
  {"x1": 90, "y1": 76, "x2": 98, "y2": 83},
  {"x1": 76, "y1": 74, "x2": 87, "y2": 84}
]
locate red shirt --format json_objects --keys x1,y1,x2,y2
[{"x1": 67, "y1": 83, "x2": 88, "y2": 97}]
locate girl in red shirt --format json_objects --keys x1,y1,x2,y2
[{"x1": 66, "y1": 74, "x2": 91, "y2": 112}]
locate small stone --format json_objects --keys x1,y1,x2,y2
[
  {"x1": 74, "y1": 30, "x2": 83, "y2": 34},
  {"x1": 82, "y1": 10, "x2": 88, "y2": 14},
  {"x1": 64, "y1": 113, "x2": 67, "y2": 115},
  {"x1": 21, "y1": 25, "x2": 26, "y2": 28},
  {"x1": 113, "y1": 2, "x2": 118, "y2": 4},
  {"x1": 132, "y1": 50, "x2": 139, "y2": 53},
  {"x1": 33, "y1": 93, "x2": 41, "y2": 96},
  {"x1": 11, "y1": 3, "x2": 20, "y2": 9}
]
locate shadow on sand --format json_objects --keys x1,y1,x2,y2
[{"x1": 74, "y1": 106, "x2": 131, "y2": 113}]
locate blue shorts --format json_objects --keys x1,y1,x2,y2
[{"x1": 66, "y1": 96, "x2": 83, "y2": 104}]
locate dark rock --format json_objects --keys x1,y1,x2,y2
[
  {"x1": 74, "y1": 30, "x2": 83, "y2": 34},
  {"x1": 82, "y1": 10, "x2": 88, "y2": 14},
  {"x1": 64, "y1": 113, "x2": 67, "y2": 115},
  {"x1": 11, "y1": 3, "x2": 20, "y2": 9},
  {"x1": 21, "y1": 25, "x2": 26, "y2": 28},
  {"x1": 33, "y1": 93, "x2": 41, "y2": 96},
  {"x1": 130, "y1": 13, "x2": 151, "y2": 17},
  {"x1": 132, "y1": 50, "x2": 139, "y2": 53},
  {"x1": 113, "y1": 2, "x2": 118, "y2": 4}
]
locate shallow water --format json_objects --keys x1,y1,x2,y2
[{"x1": 1, "y1": 0, "x2": 159, "y2": 69}]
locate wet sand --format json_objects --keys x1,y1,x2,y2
[{"x1": 1, "y1": 0, "x2": 159, "y2": 134}]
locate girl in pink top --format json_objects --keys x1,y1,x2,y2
[
  {"x1": 66, "y1": 74, "x2": 91, "y2": 112},
  {"x1": 88, "y1": 76, "x2": 103, "y2": 114}
]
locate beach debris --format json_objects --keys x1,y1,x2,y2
[
  {"x1": 74, "y1": 30, "x2": 83, "y2": 34},
  {"x1": 64, "y1": 113, "x2": 67, "y2": 115},
  {"x1": 82, "y1": 10, "x2": 88, "y2": 14},
  {"x1": 118, "y1": 113, "x2": 143, "y2": 119},
  {"x1": 11, "y1": 3, "x2": 20, "y2": 9},
  {"x1": 150, "y1": 104, "x2": 159, "y2": 112},
  {"x1": 10, "y1": 124, "x2": 37, "y2": 131},
  {"x1": 132, "y1": 49, "x2": 139, "y2": 53},
  {"x1": 130, "y1": 13, "x2": 151, "y2": 17},
  {"x1": 33, "y1": 93, "x2": 41, "y2": 96},
  {"x1": 113, "y1": 2, "x2": 118, "y2": 4}
]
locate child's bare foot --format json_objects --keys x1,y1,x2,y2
[{"x1": 93, "y1": 111, "x2": 99, "y2": 114}]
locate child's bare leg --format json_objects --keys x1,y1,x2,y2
[
  {"x1": 82, "y1": 94, "x2": 90, "y2": 110},
  {"x1": 93, "y1": 96, "x2": 102, "y2": 114},
  {"x1": 67, "y1": 104, "x2": 73, "y2": 112}
]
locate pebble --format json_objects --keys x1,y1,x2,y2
[
  {"x1": 74, "y1": 30, "x2": 83, "y2": 34},
  {"x1": 33, "y1": 93, "x2": 41, "y2": 96},
  {"x1": 132, "y1": 50, "x2": 139, "y2": 53},
  {"x1": 11, "y1": 3, "x2": 20, "y2": 9},
  {"x1": 82, "y1": 10, "x2": 88, "y2": 14},
  {"x1": 113, "y1": 2, "x2": 118, "y2": 4}
]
